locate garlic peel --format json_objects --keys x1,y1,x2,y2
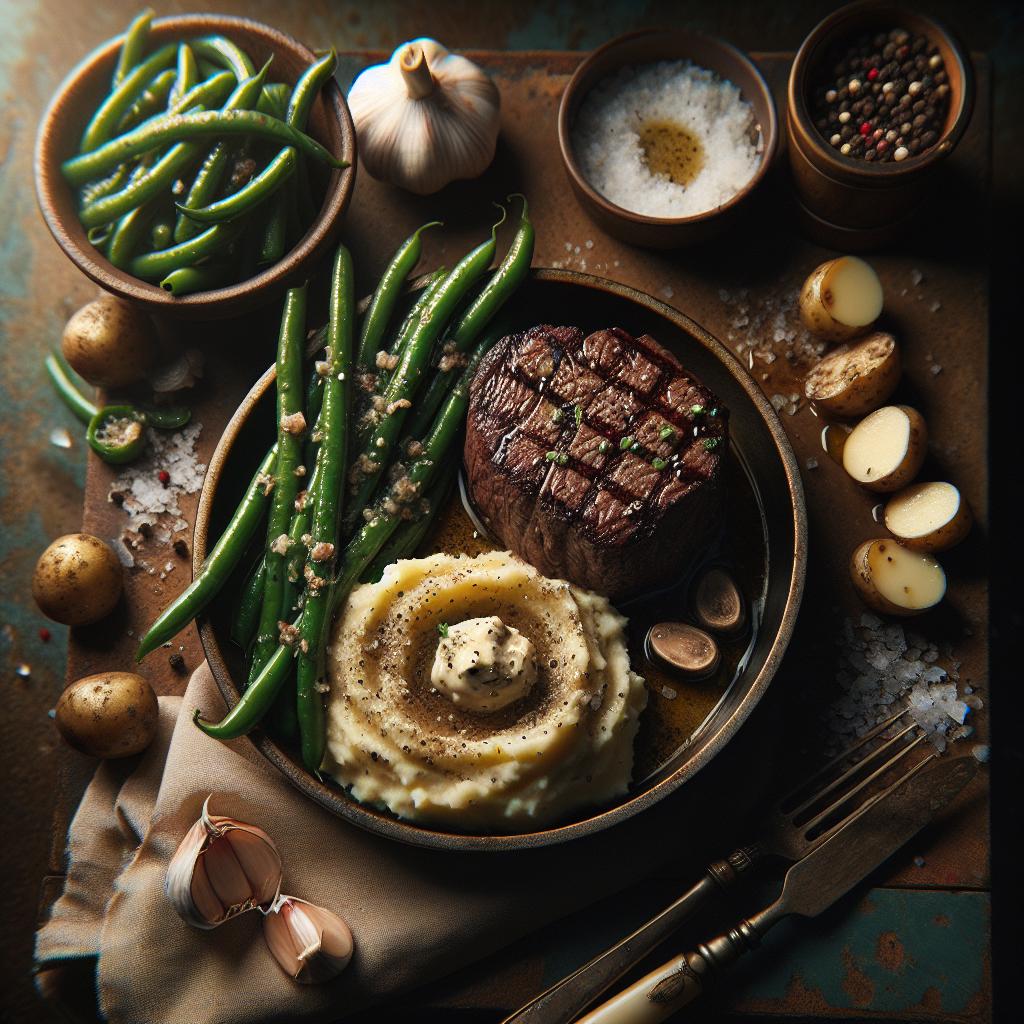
[
  {"x1": 165, "y1": 797, "x2": 283, "y2": 930},
  {"x1": 263, "y1": 895, "x2": 354, "y2": 984},
  {"x1": 349, "y1": 38, "x2": 500, "y2": 195}
]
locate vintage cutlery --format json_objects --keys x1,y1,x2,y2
[
  {"x1": 577, "y1": 754, "x2": 978, "y2": 1023},
  {"x1": 502, "y1": 706, "x2": 938, "y2": 1024}
]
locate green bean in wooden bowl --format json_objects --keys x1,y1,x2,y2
[{"x1": 35, "y1": 11, "x2": 356, "y2": 319}]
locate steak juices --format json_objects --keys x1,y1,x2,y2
[{"x1": 464, "y1": 325, "x2": 728, "y2": 599}]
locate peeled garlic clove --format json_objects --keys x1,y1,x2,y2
[
  {"x1": 348, "y1": 38, "x2": 500, "y2": 195},
  {"x1": 165, "y1": 797, "x2": 282, "y2": 930},
  {"x1": 263, "y1": 895, "x2": 354, "y2": 984}
]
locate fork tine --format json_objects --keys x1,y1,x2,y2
[
  {"x1": 800, "y1": 731, "x2": 930, "y2": 837},
  {"x1": 797, "y1": 749, "x2": 939, "y2": 850},
  {"x1": 779, "y1": 705, "x2": 911, "y2": 811},
  {"x1": 788, "y1": 719, "x2": 921, "y2": 822}
]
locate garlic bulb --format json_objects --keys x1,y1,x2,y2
[
  {"x1": 348, "y1": 38, "x2": 501, "y2": 195},
  {"x1": 263, "y1": 895, "x2": 354, "y2": 983},
  {"x1": 165, "y1": 797, "x2": 282, "y2": 930}
]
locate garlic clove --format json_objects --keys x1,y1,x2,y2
[
  {"x1": 263, "y1": 895, "x2": 354, "y2": 984},
  {"x1": 164, "y1": 797, "x2": 283, "y2": 930}
]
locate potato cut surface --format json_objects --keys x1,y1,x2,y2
[
  {"x1": 868, "y1": 540, "x2": 945, "y2": 610},
  {"x1": 827, "y1": 256, "x2": 884, "y2": 326},
  {"x1": 886, "y1": 482, "x2": 959, "y2": 538},
  {"x1": 843, "y1": 406, "x2": 911, "y2": 484}
]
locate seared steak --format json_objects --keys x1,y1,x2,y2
[{"x1": 464, "y1": 325, "x2": 728, "y2": 599}]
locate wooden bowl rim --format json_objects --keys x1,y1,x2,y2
[
  {"x1": 33, "y1": 13, "x2": 356, "y2": 315},
  {"x1": 195, "y1": 268, "x2": 807, "y2": 851},
  {"x1": 786, "y1": 0, "x2": 975, "y2": 181},
  {"x1": 556, "y1": 28, "x2": 779, "y2": 230}
]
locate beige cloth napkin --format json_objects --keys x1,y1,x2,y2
[{"x1": 35, "y1": 662, "x2": 714, "y2": 1024}]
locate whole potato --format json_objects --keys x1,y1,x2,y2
[
  {"x1": 32, "y1": 533, "x2": 122, "y2": 626},
  {"x1": 55, "y1": 672, "x2": 159, "y2": 758},
  {"x1": 61, "y1": 296, "x2": 156, "y2": 389}
]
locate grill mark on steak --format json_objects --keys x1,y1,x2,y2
[{"x1": 466, "y1": 325, "x2": 728, "y2": 597}]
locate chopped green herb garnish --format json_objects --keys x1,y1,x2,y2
[
  {"x1": 659, "y1": 425, "x2": 675, "y2": 440},
  {"x1": 574, "y1": 405, "x2": 583, "y2": 427},
  {"x1": 557, "y1": 452, "x2": 569, "y2": 465},
  {"x1": 438, "y1": 622, "x2": 449, "y2": 637},
  {"x1": 652, "y1": 457, "x2": 668, "y2": 470},
  {"x1": 703, "y1": 436, "x2": 721, "y2": 450},
  {"x1": 619, "y1": 436, "x2": 634, "y2": 450},
  {"x1": 552, "y1": 408, "x2": 564, "y2": 423},
  {"x1": 545, "y1": 450, "x2": 559, "y2": 461},
  {"x1": 691, "y1": 404, "x2": 705, "y2": 415},
  {"x1": 598, "y1": 440, "x2": 611, "y2": 454}
]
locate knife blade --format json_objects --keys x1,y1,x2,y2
[{"x1": 577, "y1": 755, "x2": 978, "y2": 1024}]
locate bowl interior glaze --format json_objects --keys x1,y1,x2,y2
[{"x1": 197, "y1": 270, "x2": 806, "y2": 851}]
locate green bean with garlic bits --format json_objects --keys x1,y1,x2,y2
[
  {"x1": 136, "y1": 445, "x2": 277, "y2": 661},
  {"x1": 249, "y1": 284, "x2": 308, "y2": 684},
  {"x1": 62, "y1": 109, "x2": 345, "y2": 188},
  {"x1": 356, "y1": 221, "x2": 443, "y2": 373},
  {"x1": 177, "y1": 147, "x2": 297, "y2": 224},
  {"x1": 344, "y1": 212, "x2": 502, "y2": 529},
  {"x1": 295, "y1": 245, "x2": 354, "y2": 771}
]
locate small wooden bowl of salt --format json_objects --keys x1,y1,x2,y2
[{"x1": 557, "y1": 29, "x2": 778, "y2": 248}]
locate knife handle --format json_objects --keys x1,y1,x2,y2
[
  {"x1": 575, "y1": 919, "x2": 764, "y2": 1024},
  {"x1": 500, "y1": 847, "x2": 759, "y2": 1024}
]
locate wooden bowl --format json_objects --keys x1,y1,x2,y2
[
  {"x1": 786, "y1": 1, "x2": 974, "y2": 243},
  {"x1": 557, "y1": 30, "x2": 778, "y2": 249},
  {"x1": 194, "y1": 269, "x2": 807, "y2": 851},
  {"x1": 34, "y1": 14, "x2": 356, "y2": 319}
]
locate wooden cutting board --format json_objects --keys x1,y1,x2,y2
[{"x1": 47, "y1": 51, "x2": 991, "y2": 1021}]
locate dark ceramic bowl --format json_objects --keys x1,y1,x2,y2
[
  {"x1": 194, "y1": 269, "x2": 806, "y2": 851},
  {"x1": 787, "y1": 1, "x2": 974, "y2": 244},
  {"x1": 35, "y1": 14, "x2": 356, "y2": 319},
  {"x1": 557, "y1": 30, "x2": 778, "y2": 248}
]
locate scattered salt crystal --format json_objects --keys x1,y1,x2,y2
[
  {"x1": 971, "y1": 744, "x2": 990, "y2": 763},
  {"x1": 661, "y1": 285, "x2": 674, "y2": 299},
  {"x1": 661, "y1": 686, "x2": 677, "y2": 700},
  {"x1": 805, "y1": 457, "x2": 819, "y2": 470},
  {"x1": 930, "y1": 364, "x2": 943, "y2": 376},
  {"x1": 910, "y1": 268, "x2": 923, "y2": 286},
  {"x1": 15, "y1": 663, "x2": 30, "y2": 679},
  {"x1": 770, "y1": 394, "x2": 786, "y2": 411},
  {"x1": 564, "y1": 242, "x2": 572, "y2": 252},
  {"x1": 585, "y1": 239, "x2": 594, "y2": 249},
  {"x1": 913, "y1": 855, "x2": 926, "y2": 867},
  {"x1": 49, "y1": 427, "x2": 72, "y2": 449},
  {"x1": 929, "y1": 301, "x2": 941, "y2": 313}
]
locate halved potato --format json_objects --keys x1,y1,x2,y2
[
  {"x1": 799, "y1": 256, "x2": 884, "y2": 342},
  {"x1": 803, "y1": 332, "x2": 901, "y2": 417},
  {"x1": 842, "y1": 405, "x2": 927, "y2": 492},
  {"x1": 850, "y1": 539, "x2": 946, "y2": 616},
  {"x1": 884, "y1": 481, "x2": 972, "y2": 552}
]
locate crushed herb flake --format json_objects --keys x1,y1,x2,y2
[
  {"x1": 659, "y1": 425, "x2": 675, "y2": 440},
  {"x1": 652, "y1": 457, "x2": 668, "y2": 470},
  {"x1": 551, "y1": 408, "x2": 564, "y2": 423},
  {"x1": 574, "y1": 405, "x2": 583, "y2": 427},
  {"x1": 619, "y1": 436, "x2": 634, "y2": 450},
  {"x1": 437, "y1": 622, "x2": 449, "y2": 638},
  {"x1": 703, "y1": 436, "x2": 721, "y2": 450},
  {"x1": 598, "y1": 440, "x2": 611, "y2": 454},
  {"x1": 691, "y1": 404, "x2": 704, "y2": 415}
]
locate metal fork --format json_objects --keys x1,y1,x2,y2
[{"x1": 501, "y1": 705, "x2": 931, "y2": 1024}]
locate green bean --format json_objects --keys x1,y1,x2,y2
[
  {"x1": 249, "y1": 284, "x2": 308, "y2": 683},
  {"x1": 44, "y1": 352, "x2": 98, "y2": 423},
  {"x1": 294, "y1": 246, "x2": 353, "y2": 770},
  {"x1": 256, "y1": 201, "x2": 288, "y2": 266},
  {"x1": 136, "y1": 445, "x2": 276, "y2": 661},
  {"x1": 129, "y1": 219, "x2": 244, "y2": 281},
  {"x1": 177, "y1": 146, "x2": 296, "y2": 224},
  {"x1": 87, "y1": 224, "x2": 113, "y2": 249},
  {"x1": 79, "y1": 133, "x2": 203, "y2": 229},
  {"x1": 165, "y1": 70, "x2": 236, "y2": 118},
  {"x1": 343, "y1": 214, "x2": 502, "y2": 529},
  {"x1": 449, "y1": 194, "x2": 534, "y2": 350},
  {"x1": 158, "y1": 264, "x2": 230, "y2": 295},
  {"x1": 231, "y1": 557, "x2": 266, "y2": 650},
  {"x1": 256, "y1": 83, "x2": 290, "y2": 118},
  {"x1": 79, "y1": 163, "x2": 130, "y2": 207},
  {"x1": 169, "y1": 44, "x2": 199, "y2": 107},
  {"x1": 80, "y1": 42, "x2": 177, "y2": 153},
  {"x1": 107, "y1": 200, "x2": 159, "y2": 269},
  {"x1": 63, "y1": 109, "x2": 346, "y2": 188},
  {"x1": 360, "y1": 462, "x2": 456, "y2": 583},
  {"x1": 194, "y1": 334, "x2": 486, "y2": 743},
  {"x1": 116, "y1": 68, "x2": 177, "y2": 133},
  {"x1": 140, "y1": 404, "x2": 191, "y2": 429},
  {"x1": 173, "y1": 143, "x2": 229, "y2": 242},
  {"x1": 190, "y1": 34, "x2": 256, "y2": 83},
  {"x1": 150, "y1": 220, "x2": 172, "y2": 249},
  {"x1": 111, "y1": 9, "x2": 154, "y2": 87},
  {"x1": 356, "y1": 221, "x2": 442, "y2": 373}
]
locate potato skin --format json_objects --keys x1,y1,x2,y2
[
  {"x1": 849, "y1": 540, "x2": 923, "y2": 617},
  {"x1": 61, "y1": 296, "x2": 156, "y2": 389},
  {"x1": 803, "y1": 332, "x2": 901, "y2": 417},
  {"x1": 799, "y1": 260, "x2": 877, "y2": 343},
  {"x1": 55, "y1": 672, "x2": 159, "y2": 758},
  {"x1": 32, "y1": 533, "x2": 122, "y2": 626},
  {"x1": 885, "y1": 488, "x2": 973, "y2": 552}
]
